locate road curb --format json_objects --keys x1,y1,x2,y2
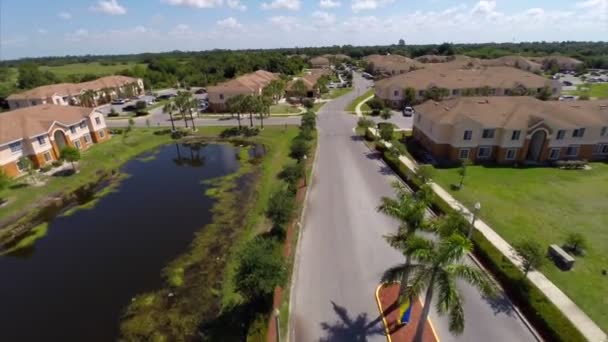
[
  {"x1": 375, "y1": 284, "x2": 393, "y2": 342},
  {"x1": 287, "y1": 128, "x2": 320, "y2": 342}
]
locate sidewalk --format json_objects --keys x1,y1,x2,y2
[
  {"x1": 396, "y1": 152, "x2": 607, "y2": 342},
  {"x1": 355, "y1": 95, "x2": 374, "y2": 117}
]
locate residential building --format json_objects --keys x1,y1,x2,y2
[
  {"x1": 481, "y1": 56, "x2": 543, "y2": 73},
  {"x1": 412, "y1": 97, "x2": 608, "y2": 164},
  {"x1": 7, "y1": 76, "x2": 144, "y2": 110},
  {"x1": 0, "y1": 104, "x2": 110, "y2": 177},
  {"x1": 375, "y1": 66, "x2": 561, "y2": 108},
  {"x1": 286, "y1": 69, "x2": 332, "y2": 98},
  {"x1": 206, "y1": 70, "x2": 279, "y2": 112},
  {"x1": 528, "y1": 56, "x2": 584, "y2": 71},
  {"x1": 309, "y1": 56, "x2": 331, "y2": 69},
  {"x1": 364, "y1": 54, "x2": 424, "y2": 76}
]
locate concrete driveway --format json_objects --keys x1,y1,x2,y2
[{"x1": 289, "y1": 73, "x2": 538, "y2": 342}]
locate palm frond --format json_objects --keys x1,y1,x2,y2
[
  {"x1": 404, "y1": 236, "x2": 435, "y2": 262},
  {"x1": 400, "y1": 265, "x2": 432, "y2": 300},
  {"x1": 448, "y1": 298, "x2": 466, "y2": 334},
  {"x1": 446, "y1": 264, "x2": 495, "y2": 297},
  {"x1": 380, "y1": 263, "x2": 410, "y2": 283},
  {"x1": 434, "y1": 269, "x2": 462, "y2": 316},
  {"x1": 438, "y1": 234, "x2": 472, "y2": 263}
]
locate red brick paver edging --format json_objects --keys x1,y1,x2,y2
[{"x1": 375, "y1": 283, "x2": 439, "y2": 342}]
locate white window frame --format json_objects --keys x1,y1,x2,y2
[
  {"x1": 459, "y1": 148, "x2": 470, "y2": 160},
  {"x1": 98, "y1": 129, "x2": 105, "y2": 138},
  {"x1": 74, "y1": 140, "x2": 82, "y2": 149},
  {"x1": 79, "y1": 121, "x2": 87, "y2": 129},
  {"x1": 477, "y1": 146, "x2": 492, "y2": 158},
  {"x1": 95, "y1": 117, "x2": 102, "y2": 125},
  {"x1": 43, "y1": 151, "x2": 52, "y2": 162},
  {"x1": 565, "y1": 145, "x2": 579, "y2": 157},
  {"x1": 556, "y1": 130, "x2": 566, "y2": 140},
  {"x1": 549, "y1": 148, "x2": 560, "y2": 160},
  {"x1": 511, "y1": 130, "x2": 521, "y2": 141},
  {"x1": 9, "y1": 141, "x2": 22, "y2": 153},
  {"x1": 463, "y1": 130, "x2": 472, "y2": 141},
  {"x1": 37, "y1": 136, "x2": 47, "y2": 145},
  {"x1": 83, "y1": 133, "x2": 92, "y2": 144},
  {"x1": 70, "y1": 126, "x2": 77, "y2": 134},
  {"x1": 594, "y1": 144, "x2": 608, "y2": 155},
  {"x1": 505, "y1": 148, "x2": 517, "y2": 160},
  {"x1": 482, "y1": 129, "x2": 495, "y2": 139},
  {"x1": 572, "y1": 128, "x2": 585, "y2": 138}
]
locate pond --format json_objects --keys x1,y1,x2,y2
[{"x1": 0, "y1": 143, "x2": 240, "y2": 342}]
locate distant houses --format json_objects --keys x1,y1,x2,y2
[
  {"x1": 364, "y1": 54, "x2": 424, "y2": 77},
  {"x1": 0, "y1": 104, "x2": 110, "y2": 177},
  {"x1": 412, "y1": 97, "x2": 608, "y2": 164},
  {"x1": 6, "y1": 76, "x2": 144, "y2": 110},
  {"x1": 309, "y1": 56, "x2": 331, "y2": 69},
  {"x1": 285, "y1": 69, "x2": 332, "y2": 99},
  {"x1": 206, "y1": 70, "x2": 279, "y2": 112}
]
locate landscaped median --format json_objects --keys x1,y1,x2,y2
[
  {"x1": 347, "y1": 88, "x2": 374, "y2": 114},
  {"x1": 360, "y1": 128, "x2": 593, "y2": 342}
]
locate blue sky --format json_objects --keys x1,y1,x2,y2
[{"x1": 1, "y1": 0, "x2": 606, "y2": 60}]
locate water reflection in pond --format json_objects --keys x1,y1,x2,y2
[{"x1": 0, "y1": 143, "x2": 240, "y2": 342}]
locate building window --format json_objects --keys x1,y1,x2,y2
[
  {"x1": 601, "y1": 127, "x2": 607, "y2": 136},
  {"x1": 98, "y1": 129, "x2": 105, "y2": 138},
  {"x1": 594, "y1": 144, "x2": 608, "y2": 154},
  {"x1": 452, "y1": 89, "x2": 459, "y2": 96},
  {"x1": 556, "y1": 130, "x2": 566, "y2": 140},
  {"x1": 31, "y1": 101, "x2": 37, "y2": 106},
  {"x1": 9, "y1": 141, "x2": 22, "y2": 153},
  {"x1": 79, "y1": 121, "x2": 87, "y2": 129},
  {"x1": 95, "y1": 117, "x2": 102, "y2": 125},
  {"x1": 418, "y1": 90, "x2": 425, "y2": 97},
  {"x1": 549, "y1": 148, "x2": 560, "y2": 160},
  {"x1": 572, "y1": 128, "x2": 585, "y2": 138},
  {"x1": 16, "y1": 158, "x2": 29, "y2": 171},
  {"x1": 482, "y1": 129, "x2": 495, "y2": 139},
  {"x1": 74, "y1": 140, "x2": 82, "y2": 149},
  {"x1": 37, "y1": 136, "x2": 47, "y2": 145},
  {"x1": 511, "y1": 130, "x2": 521, "y2": 140},
  {"x1": 565, "y1": 146, "x2": 579, "y2": 157},
  {"x1": 83, "y1": 134, "x2": 92, "y2": 144},
  {"x1": 393, "y1": 90, "x2": 399, "y2": 97},
  {"x1": 220, "y1": 94, "x2": 224, "y2": 100},
  {"x1": 505, "y1": 148, "x2": 517, "y2": 160},
  {"x1": 459, "y1": 149, "x2": 470, "y2": 160},
  {"x1": 477, "y1": 146, "x2": 492, "y2": 158},
  {"x1": 70, "y1": 126, "x2": 77, "y2": 134},
  {"x1": 463, "y1": 130, "x2": 472, "y2": 141},
  {"x1": 489, "y1": 88, "x2": 496, "y2": 95},
  {"x1": 43, "y1": 151, "x2": 52, "y2": 162}
]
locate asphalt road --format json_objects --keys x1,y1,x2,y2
[{"x1": 289, "y1": 73, "x2": 537, "y2": 342}]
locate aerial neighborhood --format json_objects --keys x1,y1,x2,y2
[{"x1": 0, "y1": 5, "x2": 607, "y2": 340}]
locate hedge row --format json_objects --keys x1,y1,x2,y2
[{"x1": 376, "y1": 146, "x2": 587, "y2": 342}]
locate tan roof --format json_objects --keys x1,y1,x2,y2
[
  {"x1": 310, "y1": 56, "x2": 330, "y2": 65},
  {"x1": 481, "y1": 56, "x2": 542, "y2": 72},
  {"x1": 7, "y1": 75, "x2": 140, "y2": 101},
  {"x1": 365, "y1": 54, "x2": 424, "y2": 73},
  {"x1": 287, "y1": 69, "x2": 331, "y2": 91},
  {"x1": 375, "y1": 66, "x2": 551, "y2": 91},
  {"x1": 207, "y1": 70, "x2": 279, "y2": 93},
  {"x1": 528, "y1": 55, "x2": 584, "y2": 66},
  {"x1": 415, "y1": 97, "x2": 608, "y2": 129},
  {"x1": 0, "y1": 104, "x2": 94, "y2": 144}
]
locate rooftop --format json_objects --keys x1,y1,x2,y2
[{"x1": 207, "y1": 70, "x2": 279, "y2": 92}]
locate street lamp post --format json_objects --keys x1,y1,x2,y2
[
  {"x1": 468, "y1": 202, "x2": 481, "y2": 240},
  {"x1": 274, "y1": 308, "x2": 281, "y2": 342},
  {"x1": 302, "y1": 155, "x2": 308, "y2": 187}
]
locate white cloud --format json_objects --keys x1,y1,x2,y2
[
  {"x1": 351, "y1": 0, "x2": 394, "y2": 12},
  {"x1": 217, "y1": 17, "x2": 243, "y2": 29},
  {"x1": 162, "y1": 0, "x2": 223, "y2": 8},
  {"x1": 575, "y1": 0, "x2": 607, "y2": 9},
  {"x1": 343, "y1": 15, "x2": 380, "y2": 31},
  {"x1": 37, "y1": 29, "x2": 48, "y2": 35},
  {"x1": 320, "y1": 0, "x2": 341, "y2": 9},
  {"x1": 91, "y1": 0, "x2": 127, "y2": 15},
  {"x1": 227, "y1": 0, "x2": 247, "y2": 11},
  {"x1": 134, "y1": 26, "x2": 147, "y2": 33},
  {"x1": 262, "y1": 0, "x2": 301, "y2": 11},
  {"x1": 471, "y1": 0, "x2": 497, "y2": 16},
  {"x1": 269, "y1": 16, "x2": 299, "y2": 31},
  {"x1": 58, "y1": 12, "x2": 72, "y2": 20},
  {"x1": 65, "y1": 29, "x2": 90, "y2": 42},
  {"x1": 312, "y1": 11, "x2": 336, "y2": 26}
]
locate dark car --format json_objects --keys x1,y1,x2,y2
[
  {"x1": 123, "y1": 105, "x2": 137, "y2": 112},
  {"x1": 195, "y1": 88, "x2": 207, "y2": 94}
]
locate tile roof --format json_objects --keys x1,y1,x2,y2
[
  {"x1": 7, "y1": 75, "x2": 140, "y2": 101},
  {"x1": 287, "y1": 69, "x2": 331, "y2": 90},
  {"x1": 310, "y1": 56, "x2": 330, "y2": 65},
  {"x1": 375, "y1": 66, "x2": 552, "y2": 90},
  {"x1": 0, "y1": 104, "x2": 95, "y2": 144},
  {"x1": 415, "y1": 97, "x2": 608, "y2": 129},
  {"x1": 207, "y1": 70, "x2": 279, "y2": 93}
]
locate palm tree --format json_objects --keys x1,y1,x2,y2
[
  {"x1": 174, "y1": 91, "x2": 190, "y2": 129},
  {"x1": 100, "y1": 87, "x2": 113, "y2": 104},
  {"x1": 186, "y1": 97, "x2": 198, "y2": 131},
  {"x1": 80, "y1": 90, "x2": 97, "y2": 107},
  {"x1": 259, "y1": 96, "x2": 272, "y2": 130},
  {"x1": 241, "y1": 95, "x2": 256, "y2": 128},
  {"x1": 163, "y1": 101, "x2": 177, "y2": 131},
  {"x1": 378, "y1": 182, "x2": 432, "y2": 297},
  {"x1": 226, "y1": 94, "x2": 244, "y2": 129},
  {"x1": 382, "y1": 233, "x2": 494, "y2": 342}
]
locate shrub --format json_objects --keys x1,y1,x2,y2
[
  {"x1": 564, "y1": 232, "x2": 587, "y2": 256},
  {"x1": 367, "y1": 97, "x2": 385, "y2": 115},
  {"x1": 278, "y1": 162, "x2": 304, "y2": 192},
  {"x1": 298, "y1": 126, "x2": 314, "y2": 140},
  {"x1": 357, "y1": 117, "x2": 374, "y2": 129},
  {"x1": 380, "y1": 108, "x2": 392, "y2": 120},
  {"x1": 301, "y1": 97, "x2": 315, "y2": 109},
  {"x1": 135, "y1": 110, "x2": 149, "y2": 117},
  {"x1": 578, "y1": 94, "x2": 590, "y2": 100},
  {"x1": 235, "y1": 237, "x2": 286, "y2": 301},
  {"x1": 108, "y1": 108, "x2": 119, "y2": 117},
  {"x1": 220, "y1": 127, "x2": 241, "y2": 138},
  {"x1": 514, "y1": 240, "x2": 545, "y2": 275},
  {"x1": 290, "y1": 137, "x2": 310, "y2": 160},
  {"x1": 301, "y1": 112, "x2": 316, "y2": 131},
  {"x1": 51, "y1": 160, "x2": 63, "y2": 167},
  {"x1": 266, "y1": 188, "x2": 295, "y2": 230},
  {"x1": 242, "y1": 127, "x2": 260, "y2": 137},
  {"x1": 379, "y1": 123, "x2": 394, "y2": 141},
  {"x1": 135, "y1": 100, "x2": 147, "y2": 110},
  {"x1": 40, "y1": 165, "x2": 53, "y2": 173}
]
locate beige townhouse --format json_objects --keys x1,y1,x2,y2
[
  {"x1": 309, "y1": 56, "x2": 331, "y2": 69},
  {"x1": 412, "y1": 97, "x2": 608, "y2": 164},
  {"x1": 206, "y1": 70, "x2": 279, "y2": 112},
  {"x1": 375, "y1": 66, "x2": 561, "y2": 109},
  {"x1": 0, "y1": 104, "x2": 110, "y2": 178},
  {"x1": 481, "y1": 56, "x2": 543, "y2": 73},
  {"x1": 7, "y1": 76, "x2": 144, "y2": 110},
  {"x1": 528, "y1": 56, "x2": 584, "y2": 72},
  {"x1": 285, "y1": 69, "x2": 332, "y2": 98}
]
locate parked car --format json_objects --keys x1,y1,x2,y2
[
  {"x1": 111, "y1": 98, "x2": 126, "y2": 105},
  {"x1": 403, "y1": 106, "x2": 414, "y2": 117},
  {"x1": 562, "y1": 81, "x2": 573, "y2": 86},
  {"x1": 558, "y1": 95, "x2": 576, "y2": 101},
  {"x1": 123, "y1": 105, "x2": 137, "y2": 112},
  {"x1": 195, "y1": 88, "x2": 207, "y2": 94}
]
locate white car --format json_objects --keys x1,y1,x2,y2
[
  {"x1": 558, "y1": 95, "x2": 576, "y2": 101},
  {"x1": 403, "y1": 106, "x2": 414, "y2": 116}
]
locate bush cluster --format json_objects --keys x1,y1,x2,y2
[
  {"x1": 554, "y1": 160, "x2": 588, "y2": 169},
  {"x1": 219, "y1": 127, "x2": 260, "y2": 138}
]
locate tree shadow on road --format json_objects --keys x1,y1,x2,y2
[
  {"x1": 319, "y1": 301, "x2": 385, "y2": 342},
  {"x1": 481, "y1": 292, "x2": 516, "y2": 317}
]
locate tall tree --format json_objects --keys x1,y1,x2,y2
[
  {"x1": 382, "y1": 233, "x2": 493, "y2": 342},
  {"x1": 226, "y1": 94, "x2": 245, "y2": 129},
  {"x1": 514, "y1": 240, "x2": 544, "y2": 276},
  {"x1": 162, "y1": 101, "x2": 177, "y2": 131},
  {"x1": 80, "y1": 90, "x2": 97, "y2": 107},
  {"x1": 60, "y1": 147, "x2": 81, "y2": 172},
  {"x1": 291, "y1": 79, "x2": 308, "y2": 100}
]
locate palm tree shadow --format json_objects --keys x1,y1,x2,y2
[
  {"x1": 319, "y1": 301, "x2": 385, "y2": 342},
  {"x1": 481, "y1": 292, "x2": 516, "y2": 317}
]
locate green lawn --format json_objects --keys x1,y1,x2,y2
[
  {"x1": 322, "y1": 87, "x2": 353, "y2": 99},
  {"x1": 432, "y1": 164, "x2": 608, "y2": 331},
  {"x1": 269, "y1": 104, "x2": 301, "y2": 114},
  {"x1": 565, "y1": 83, "x2": 608, "y2": 99},
  {"x1": 347, "y1": 89, "x2": 374, "y2": 113},
  {"x1": 0, "y1": 129, "x2": 172, "y2": 223},
  {"x1": 39, "y1": 62, "x2": 146, "y2": 79}
]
